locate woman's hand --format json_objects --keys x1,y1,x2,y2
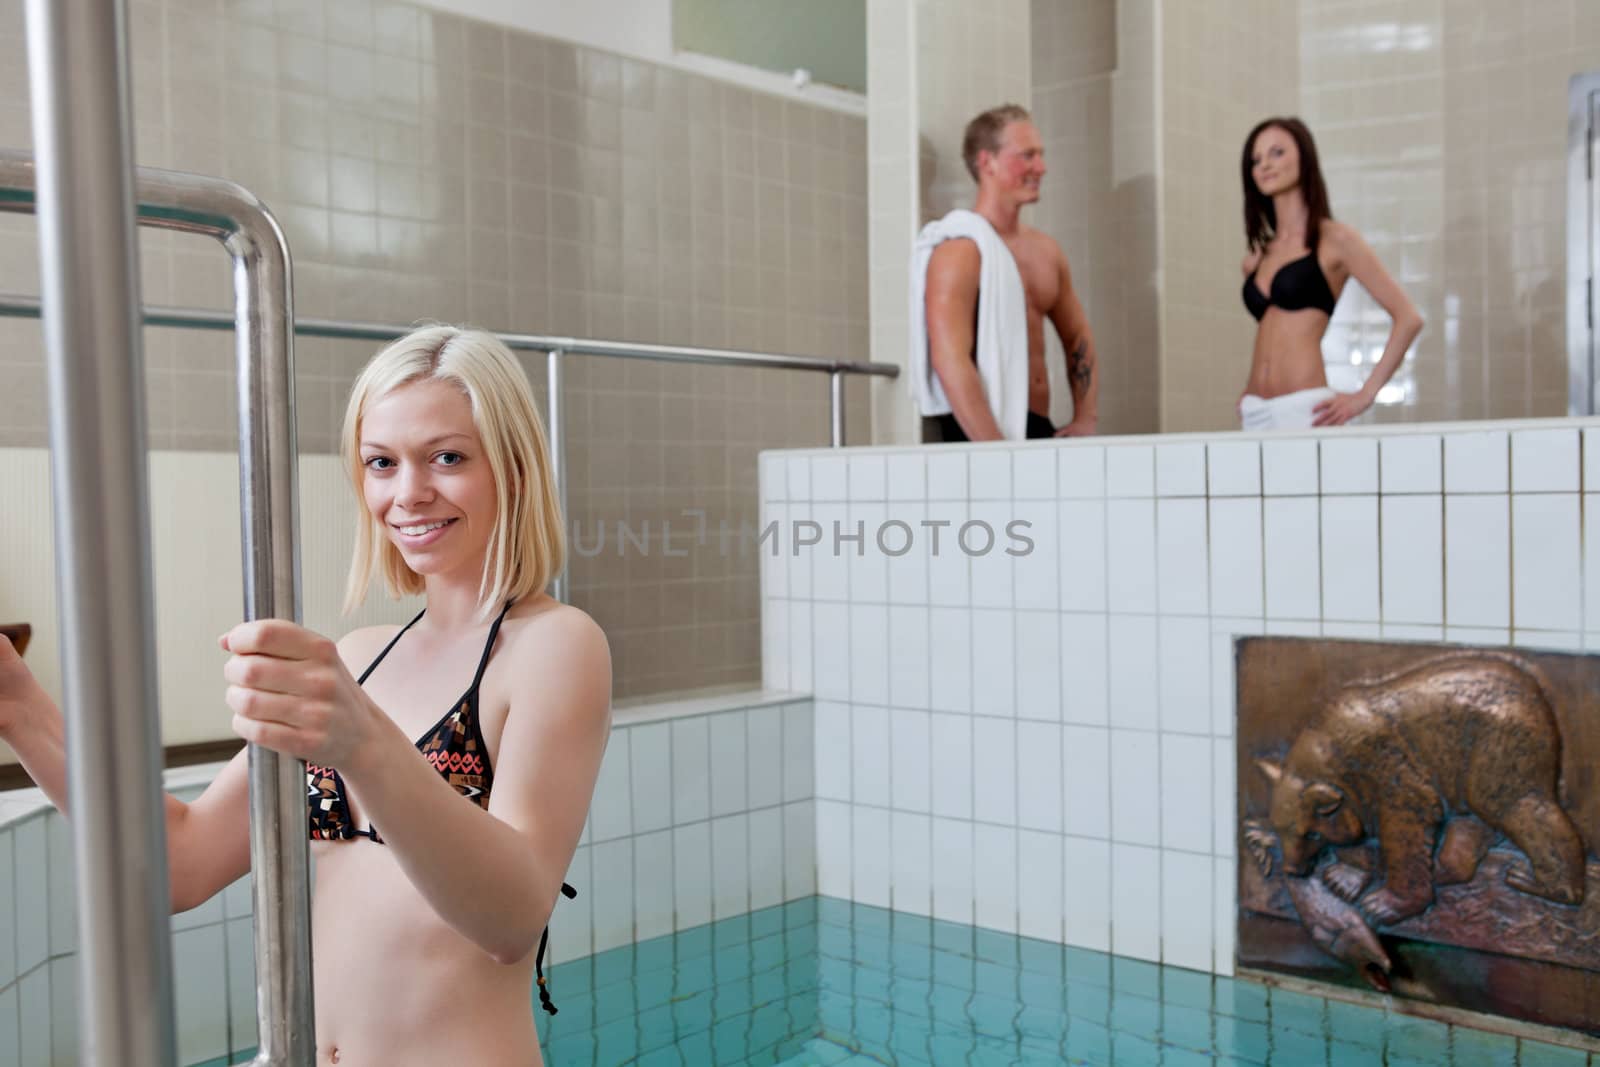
[
  {"x1": 0, "y1": 632, "x2": 45, "y2": 738},
  {"x1": 1312, "y1": 390, "x2": 1373, "y2": 427},
  {"x1": 221, "y1": 620, "x2": 377, "y2": 767}
]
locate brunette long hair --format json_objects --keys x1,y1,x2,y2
[{"x1": 1241, "y1": 117, "x2": 1332, "y2": 254}]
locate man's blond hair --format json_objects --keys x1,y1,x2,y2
[{"x1": 962, "y1": 104, "x2": 1032, "y2": 181}]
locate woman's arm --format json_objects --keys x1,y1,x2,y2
[
  {"x1": 225, "y1": 610, "x2": 613, "y2": 965},
  {"x1": 345, "y1": 612, "x2": 611, "y2": 962},
  {"x1": 0, "y1": 635, "x2": 253, "y2": 912},
  {"x1": 1314, "y1": 222, "x2": 1424, "y2": 426}
]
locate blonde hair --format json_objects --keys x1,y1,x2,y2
[
  {"x1": 962, "y1": 103, "x2": 1032, "y2": 181},
  {"x1": 340, "y1": 325, "x2": 565, "y2": 619}
]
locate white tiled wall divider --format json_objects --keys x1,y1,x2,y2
[{"x1": 760, "y1": 421, "x2": 1600, "y2": 978}]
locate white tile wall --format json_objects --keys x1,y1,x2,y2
[
  {"x1": 1512, "y1": 495, "x2": 1582, "y2": 632},
  {"x1": 1156, "y1": 499, "x2": 1209, "y2": 615},
  {"x1": 1209, "y1": 499, "x2": 1264, "y2": 618},
  {"x1": 1444, "y1": 430, "x2": 1508, "y2": 493},
  {"x1": 1207, "y1": 441, "x2": 1261, "y2": 497},
  {"x1": 1107, "y1": 499, "x2": 1158, "y2": 612},
  {"x1": 764, "y1": 421, "x2": 1600, "y2": 975},
  {"x1": 1381, "y1": 496, "x2": 1443, "y2": 625},
  {"x1": 1445, "y1": 496, "x2": 1510, "y2": 628},
  {"x1": 1379, "y1": 434, "x2": 1441, "y2": 493},
  {"x1": 1155, "y1": 443, "x2": 1206, "y2": 496},
  {"x1": 889, "y1": 811, "x2": 932, "y2": 916},
  {"x1": 0, "y1": 834, "x2": 12, "y2": 989},
  {"x1": 1263, "y1": 498, "x2": 1321, "y2": 619},
  {"x1": 1321, "y1": 496, "x2": 1380, "y2": 621},
  {"x1": 1261, "y1": 438, "x2": 1318, "y2": 495},
  {"x1": 1511, "y1": 428, "x2": 1579, "y2": 492}
]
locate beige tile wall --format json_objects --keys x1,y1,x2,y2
[
  {"x1": 0, "y1": 0, "x2": 870, "y2": 699},
  {"x1": 1302, "y1": 0, "x2": 1600, "y2": 422},
  {"x1": 915, "y1": 0, "x2": 1033, "y2": 226},
  {"x1": 1159, "y1": 0, "x2": 1300, "y2": 433},
  {"x1": 1030, "y1": 0, "x2": 1160, "y2": 435},
  {"x1": 866, "y1": 0, "x2": 918, "y2": 446}
]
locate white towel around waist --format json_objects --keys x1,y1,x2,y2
[{"x1": 1239, "y1": 387, "x2": 1337, "y2": 431}]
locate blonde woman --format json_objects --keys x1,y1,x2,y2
[
  {"x1": 1238, "y1": 117, "x2": 1423, "y2": 429},
  {"x1": 0, "y1": 326, "x2": 612, "y2": 1066}
]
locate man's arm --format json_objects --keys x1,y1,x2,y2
[
  {"x1": 1047, "y1": 248, "x2": 1099, "y2": 436},
  {"x1": 925, "y1": 239, "x2": 1005, "y2": 441}
]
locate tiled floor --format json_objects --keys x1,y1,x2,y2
[{"x1": 195, "y1": 895, "x2": 1597, "y2": 1065}]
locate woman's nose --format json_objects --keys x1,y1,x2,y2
[{"x1": 394, "y1": 464, "x2": 433, "y2": 505}]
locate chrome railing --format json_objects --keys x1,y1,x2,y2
[
  {"x1": 11, "y1": 3, "x2": 312, "y2": 1060},
  {"x1": 0, "y1": 295, "x2": 901, "y2": 602}
]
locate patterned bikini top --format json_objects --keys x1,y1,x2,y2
[{"x1": 306, "y1": 601, "x2": 509, "y2": 843}]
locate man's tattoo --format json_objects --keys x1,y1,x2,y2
[{"x1": 1067, "y1": 340, "x2": 1093, "y2": 392}]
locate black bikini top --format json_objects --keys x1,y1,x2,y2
[
  {"x1": 307, "y1": 601, "x2": 510, "y2": 844},
  {"x1": 1243, "y1": 250, "x2": 1338, "y2": 321},
  {"x1": 305, "y1": 600, "x2": 576, "y2": 1014}
]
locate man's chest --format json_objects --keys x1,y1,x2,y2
[{"x1": 1004, "y1": 240, "x2": 1059, "y2": 314}]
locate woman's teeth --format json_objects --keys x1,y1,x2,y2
[{"x1": 399, "y1": 520, "x2": 450, "y2": 536}]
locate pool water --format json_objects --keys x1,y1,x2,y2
[
  {"x1": 534, "y1": 897, "x2": 1595, "y2": 1066},
  {"x1": 196, "y1": 895, "x2": 1594, "y2": 1066}
]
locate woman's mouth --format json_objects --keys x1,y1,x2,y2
[{"x1": 392, "y1": 518, "x2": 457, "y2": 545}]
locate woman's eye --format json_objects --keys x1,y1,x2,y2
[
  {"x1": 363, "y1": 456, "x2": 394, "y2": 471},
  {"x1": 436, "y1": 451, "x2": 464, "y2": 467}
]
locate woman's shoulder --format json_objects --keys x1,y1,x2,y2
[
  {"x1": 334, "y1": 622, "x2": 407, "y2": 668},
  {"x1": 502, "y1": 597, "x2": 611, "y2": 673},
  {"x1": 1241, "y1": 246, "x2": 1263, "y2": 276},
  {"x1": 1318, "y1": 219, "x2": 1362, "y2": 253}
]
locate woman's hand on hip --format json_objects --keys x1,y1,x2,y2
[
  {"x1": 221, "y1": 620, "x2": 376, "y2": 766},
  {"x1": 1311, "y1": 390, "x2": 1372, "y2": 427}
]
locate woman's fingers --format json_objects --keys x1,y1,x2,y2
[
  {"x1": 231, "y1": 713, "x2": 311, "y2": 756},
  {"x1": 221, "y1": 619, "x2": 334, "y2": 661},
  {"x1": 223, "y1": 645, "x2": 343, "y2": 704},
  {"x1": 224, "y1": 684, "x2": 304, "y2": 724}
]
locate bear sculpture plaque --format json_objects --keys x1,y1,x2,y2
[{"x1": 1237, "y1": 638, "x2": 1600, "y2": 1041}]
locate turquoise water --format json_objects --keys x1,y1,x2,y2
[
  {"x1": 198, "y1": 895, "x2": 1595, "y2": 1065},
  {"x1": 535, "y1": 897, "x2": 1595, "y2": 1066}
]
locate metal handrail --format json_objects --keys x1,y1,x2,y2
[
  {"x1": 0, "y1": 293, "x2": 900, "y2": 378},
  {"x1": 17, "y1": 4, "x2": 174, "y2": 1063},
  {"x1": 3, "y1": 109, "x2": 313, "y2": 1067},
  {"x1": 0, "y1": 293, "x2": 899, "y2": 600}
]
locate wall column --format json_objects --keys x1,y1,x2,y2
[{"x1": 866, "y1": 0, "x2": 1032, "y2": 445}]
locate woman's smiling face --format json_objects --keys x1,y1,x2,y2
[{"x1": 359, "y1": 378, "x2": 497, "y2": 582}]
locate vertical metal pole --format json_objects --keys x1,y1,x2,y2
[
  {"x1": 547, "y1": 349, "x2": 568, "y2": 602},
  {"x1": 23, "y1": 2, "x2": 177, "y2": 1065},
  {"x1": 830, "y1": 369, "x2": 847, "y2": 447},
  {"x1": 229, "y1": 205, "x2": 316, "y2": 1066}
]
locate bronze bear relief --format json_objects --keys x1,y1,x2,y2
[
  {"x1": 1257, "y1": 653, "x2": 1585, "y2": 924},
  {"x1": 1236, "y1": 639, "x2": 1600, "y2": 1039}
]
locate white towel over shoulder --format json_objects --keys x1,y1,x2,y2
[{"x1": 908, "y1": 209, "x2": 1030, "y2": 441}]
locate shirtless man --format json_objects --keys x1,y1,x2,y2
[{"x1": 923, "y1": 104, "x2": 1100, "y2": 441}]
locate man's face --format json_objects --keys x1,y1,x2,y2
[{"x1": 982, "y1": 120, "x2": 1046, "y2": 204}]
